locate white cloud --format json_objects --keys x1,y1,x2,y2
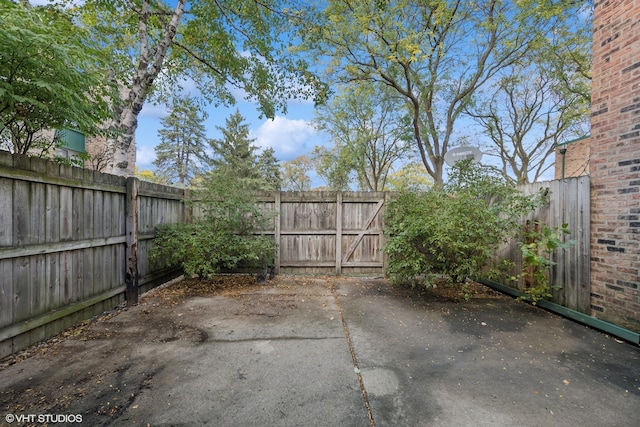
[
  {"x1": 253, "y1": 116, "x2": 317, "y2": 161},
  {"x1": 136, "y1": 145, "x2": 156, "y2": 170},
  {"x1": 139, "y1": 103, "x2": 168, "y2": 119}
]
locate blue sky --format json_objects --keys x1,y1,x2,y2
[
  {"x1": 25, "y1": 0, "x2": 332, "y2": 185},
  {"x1": 135, "y1": 95, "x2": 329, "y2": 180},
  {"x1": 29, "y1": 0, "x2": 564, "y2": 185}
]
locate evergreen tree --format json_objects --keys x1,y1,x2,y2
[
  {"x1": 209, "y1": 110, "x2": 280, "y2": 191},
  {"x1": 257, "y1": 147, "x2": 282, "y2": 191},
  {"x1": 154, "y1": 96, "x2": 209, "y2": 186}
]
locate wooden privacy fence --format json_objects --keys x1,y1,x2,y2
[
  {"x1": 492, "y1": 176, "x2": 591, "y2": 313},
  {"x1": 251, "y1": 191, "x2": 388, "y2": 276},
  {"x1": 0, "y1": 152, "x2": 185, "y2": 358},
  {"x1": 0, "y1": 152, "x2": 388, "y2": 357},
  {"x1": 0, "y1": 150, "x2": 590, "y2": 357}
]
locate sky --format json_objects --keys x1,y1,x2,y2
[
  {"x1": 27, "y1": 0, "x2": 564, "y2": 186},
  {"x1": 24, "y1": 0, "x2": 332, "y2": 186},
  {"x1": 134, "y1": 94, "x2": 329, "y2": 183}
]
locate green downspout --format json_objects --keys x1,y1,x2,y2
[{"x1": 478, "y1": 279, "x2": 640, "y2": 346}]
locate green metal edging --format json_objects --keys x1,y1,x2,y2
[{"x1": 478, "y1": 279, "x2": 640, "y2": 346}]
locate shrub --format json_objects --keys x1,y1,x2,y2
[
  {"x1": 151, "y1": 174, "x2": 277, "y2": 279},
  {"x1": 512, "y1": 221, "x2": 575, "y2": 304},
  {"x1": 384, "y1": 161, "x2": 546, "y2": 287}
]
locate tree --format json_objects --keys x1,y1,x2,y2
[
  {"x1": 209, "y1": 110, "x2": 277, "y2": 191},
  {"x1": 0, "y1": 1, "x2": 114, "y2": 156},
  {"x1": 386, "y1": 162, "x2": 433, "y2": 192},
  {"x1": 71, "y1": 0, "x2": 327, "y2": 175},
  {"x1": 314, "y1": 83, "x2": 413, "y2": 191},
  {"x1": 542, "y1": 2, "x2": 592, "y2": 106},
  {"x1": 310, "y1": 145, "x2": 354, "y2": 191},
  {"x1": 299, "y1": 0, "x2": 587, "y2": 185},
  {"x1": 135, "y1": 167, "x2": 167, "y2": 184},
  {"x1": 466, "y1": 2, "x2": 592, "y2": 184},
  {"x1": 466, "y1": 62, "x2": 590, "y2": 184},
  {"x1": 281, "y1": 155, "x2": 313, "y2": 191},
  {"x1": 256, "y1": 147, "x2": 282, "y2": 191},
  {"x1": 154, "y1": 96, "x2": 209, "y2": 186}
]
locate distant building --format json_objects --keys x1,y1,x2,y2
[
  {"x1": 554, "y1": 135, "x2": 590, "y2": 179},
  {"x1": 54, "y1": 128, "x2": 87, "y2": 163}
]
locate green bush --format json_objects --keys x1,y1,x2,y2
[
  {"x1": 513, "y1": 221, "x2": 575, "y2": 304},
  {"x1": 151, "y1": 174, "x2": 277, "y2": 279},
  {"x1": 384, "y1": 161, "x2": 546, "y2": 287}
]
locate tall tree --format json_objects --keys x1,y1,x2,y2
[
  {"x1": 154, "y1": 96, "x2": 209, "y2": 186},
  {"x1": 256, "y1": 147, "x2": 282, "y2": 191},
  {"x1": 281, "y1": 155, "x2": 313, "y2": 191},
  {"x1": 209, "y1": 110, "x2": 277, "y2": 191},
  {"x1": 314, "y1": 83, "x2": 413, "y2": 191},
  {"x1": 0, "y1": 1, "x2": 114, "y2": 156},
  {"x1": 467, "y1": 62, "x2": 589, "y2": 184},
  {"x1": 209, "y1": 110, "x2": 258, "y2": 183},
  {"x1": 299, "y1": 0, "x2": 587, "y2": 184},
  {"x1": 310, "y1": 145, "x2": 354, "y2": 191},
  {"x1": 466, "y1": 3, "x2": 592, "y2": 184},
  {"x1": 71, "y1": 0, "x2": 327, "y2": 175}
]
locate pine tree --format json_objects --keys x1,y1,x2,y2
[
  {"x1": 257, "y1": 147, "x2": 282, "y2": 191},
  {"x1": 154, "y1": 96, "x2": 209, "y2": 185},
  {"x1": 209, "y1": 110, "x2": 281, "y2": 191}
]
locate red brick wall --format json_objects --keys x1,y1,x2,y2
[
  {"x1": 590, "y1": 0, "x2": 640, "y2": 331},
  {"x1": 554, "y1": 136, "x2": 590, "y2": 179}
]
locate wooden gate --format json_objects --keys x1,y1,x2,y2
[{"x1": 256, "y1": 191, "x2": 388, "y2": 275}]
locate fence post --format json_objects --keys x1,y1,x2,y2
[
  {"x1": 183, "y1": 188, "x2": 191, "y2": 224},
  {"x1": 125, "y1": 177, "x2": 139, "y2": 305},
  {"x1": 274, "y1": 191, "x2": 281, "y2": 275},
  {"x1": 335, "y1": 191, "x2": 343, "y2": 276}
]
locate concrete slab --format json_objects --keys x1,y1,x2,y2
[
  {"x1": 1, "y1": 276, "x2": 638, "y2": 427},
  {"x1": 336, "y1": 278, "x2": 640, "y2": 427}
]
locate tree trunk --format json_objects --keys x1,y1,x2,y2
[{"x1": 104, "y1": 0, "x2": 187, "y2": 176}]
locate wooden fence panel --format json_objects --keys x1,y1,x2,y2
[
  {"x1": 0, "y1": 152, "x2": 187, "y2": 357},
  {"x1": 137, "y1": 181, "x2": 186, "y2": 294},
  {"x1": 0, "y1": 153, "x2": 591, "y2": 358},
  {"x1": 494, "y1": 177, "x2": 591, "y2": 313}
]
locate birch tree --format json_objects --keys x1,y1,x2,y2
[{"x1": 72, "y1": 0, "x2": 326, "y2": 175}]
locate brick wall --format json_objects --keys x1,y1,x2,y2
[
  {"x1": 554, "y1": 136, "x2": 590, "y2": 179},
  {"x1": 590, "y1": 0, "x2": 640, "y2": 331}
]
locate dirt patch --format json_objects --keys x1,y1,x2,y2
[{"x1": 0, "y1": 275, "x2": 276, "y2": 371}]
